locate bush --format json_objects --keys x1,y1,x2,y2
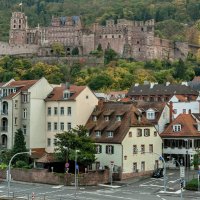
[
  {"x1": 0, "y1": 163, "x2": 7, "y2": 169},
  {"x1": 16, "y1": 161, "x2": 29, "y2": 168},
  {"x1": 185, "y1": 179, "x2": 198, "y2": 191}
]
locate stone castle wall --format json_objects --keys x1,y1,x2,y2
[{"x1": 0, "y1": 11, "x2": 194, "y2": 61}]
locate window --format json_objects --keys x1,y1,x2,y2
[
  {"x1": 129, "y1": 131, "x2": 132, "y2": 137},
  {"x1": 54, "y1": 122, "x2": 58, "y2": 130},
  {"x1": 106, "y1": 145, "x2": 114, "y2": 154},
  {"x1": 141, "y1": 161, "x2": 145, "y2": 171},
  {"x1": 14, "y1": 117, "x2": 17, "y2": 125},
  {"x1": 137, "y1": 129, "x2": 142, "y2": 137},
  {"x1": 174, "y1": 109, "x2": 177, "y2": 114},
  {"x1": 60, "y1": 107, "x2": 64, "y2": 115},
  {"x1": 133, "y1": 145, "x2": 137, "y2": 154},
  {"x1": 183, "y1": 109, "x2": 186, "y2": 114},
  {"x1": 149, "y1": 144, "x2": 153, "y2": 153},
  {"x1": 47, "y1": 138, "x2": 51, "y2": 147},
  {"x1": 48, "y1": 122, "x2": 51, "y2": 131},
  {"x1": 107, "y1": 131, "x2": 113, "y2": 138},
  {"x1": 86, "y1": 95, "x2": 89, "y2": 99},
  {"x1": 63, "y1": 92, "x2": 70, "y2": 99},
  {"x1": 104, "y1": 116, "x2": 109, "y2": 121},
  {"x1": 154, "y1": 131, "x2": 157, "y2": 137},
  {"x1": 67, "y1": 107, "x2": 71, "y2": 115},
  {"x1": 147, "y1": 111, "x2": 155, "y2": 120},
  {"x1": 60, "y1": 122, "x2": 64, "y2": 131},
  {"x1": 23, "y1": 108, "x2": 27, "y2": 119},
  {"x1": 23, "y1": 125, "x2": 27, "y2": 135},
  {"x1": 173, "y1": 124, "x2": 181, "y2": 132},
  {"x1": 54, "y1": 107, "x2": 58, "y2": 115},
  {"x1": 96, "y1": 145, "x2": 102, "y2": 154},
  {"x1": 14, "y1": 100, "x2": 18, "y2": 108},
  {"x1": 116, "y1": 116, "x2": 121, "y2": 121},
  {"x1": 54, "y1": 138, "x2": 57, "y2": 146},
  {"x1": 133, "y1": 162, "x2": 137, "y2": 172},
  {"x1": 95, "y1": 131, "x2": 101, "y2": 137},
  {"x1": 48, "y1": 107, "x2": 51, "y2": 115},
  {"x1": 144, "y1": 129, "x2": 150, "y2": 137},
  {"x1": 141, "y1": 145, "x2": 145, "y2": 154},
  {"x1": 67, "y1": 122, "x2": 71, "y2": 130},
  {"x1": 22, "y1": 94, "x2": 28, "y2": 103},
  {"x1": 93, "y1": 116, "x2": 97, "y2": 121}
]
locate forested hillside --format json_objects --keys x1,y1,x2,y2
[{"x1": 0, "y1": 0, "x2": 200, "y2": 43}]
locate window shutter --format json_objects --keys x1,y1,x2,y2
[{"x1": 112, "y1": 146, "x2": 114, "y2": 154}]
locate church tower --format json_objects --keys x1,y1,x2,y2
[{"x1": 9, "y1": 12, "x2": 27, "y2": 45}]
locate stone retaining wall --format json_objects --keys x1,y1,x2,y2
[{"x1": 0, "y1": 168, "x2": 109, "y2": 186}]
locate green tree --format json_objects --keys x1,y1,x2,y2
[
  {"x1": 11, "y1": 129, "x2": 29, "y2": 165},
  {"x1": 88, "y1": 74, "x2": 113, "y2": 90},
  {"x1": 54, "y1": 125, "x2": 96, "y2": 167},
  {"x1": 192, "y1": 150, "x2": 200, "y2": 169},
  {"x1": 51, "y1": 42, "x2": 65, "y2": 57},
  {"x1": 104, "y1": 48, "x2": 118, "y2": 64},
  {"x1": 72, "y1": 47, "x2": 79, "y2": 56}
]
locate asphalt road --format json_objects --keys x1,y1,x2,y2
[{"x1": 0, "y1": 169, "x2": 199, "y2": 200}]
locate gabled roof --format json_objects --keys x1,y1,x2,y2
[
  {"x1": 6, "y1": 80, "x2": 38, "y2": 91},
  {"x1": 160, "y1": 114, "x2": 200, "y2": 138},
  {"x1": 135, "y1": 101, "x2": 167, "y2": 125},
  {"x1": 86, "y1": 102, "x2": 153, "y2": 144},
  {"x1": 45, "y1": 84, "x2": 86, "y2": 101},
  {"x1": 128, "y1": 83, "x2": 198, "y2": 96}
]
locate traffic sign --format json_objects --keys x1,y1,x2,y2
[
  {"x1": 180, "y1": 166, "x2": 185, "y2": 178},
  {"x1": 198, "y1": 170, "x2": 200, "y2": 175},
  {"x1": 76, "y1": 164, "x2": 79, "y2": 170}
]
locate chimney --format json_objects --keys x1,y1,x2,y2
[
  {"x1": 169, "y1": 101, "x2": 173, "y2": 123},
  {"x1": 150, "y1": 82, "x2": 154, "y2": 89},
  {"x1": 135, "y1": 83, "x2": 139, "y2": 87},
  {"x1": 166, "y1": 82, "x2": 170, "y2": 86},
  {"x1": 181, "y1": 82, "x2": 188, "y2": 86}
]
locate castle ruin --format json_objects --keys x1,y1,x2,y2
[{"x1": 0, "y1": 12, "x2": 189, "y2": 61}]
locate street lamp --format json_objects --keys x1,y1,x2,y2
[
  {"x1": 184, "y1": 139, "x2": 190, "y2": 182},
  {"x1": 75, "y1": 149, "x2": 80, "y2": 199},
  {"x1": 7, "y1": 150, "x2": 32, "y2": 197}
]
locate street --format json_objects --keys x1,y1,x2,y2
[{"x1": 0, "y1": 169, "x2": 199, "y2": 200}]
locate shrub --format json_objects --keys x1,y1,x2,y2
[
  {"x1": 16, "y1": 160, "x2": 29, "y2": 168},
  {"x1": 0, "y1": 163, "x2": 7, "y2": 169},
  {"x1": 185, "y1": 179, "x2": 198, "y2": 191}
]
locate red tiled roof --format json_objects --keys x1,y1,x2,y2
[
  {"x1": 36, "y1": 153, "x2": 58, "y2": 163},
  {"x1": 7, "y1": 80, "x2": 38, "y2": 91},
  {"x1": 192, "y1": 76, "x2": 200, "y2": 82},
  {"x1": 160, "y1": 114, "x2": 200, "y2": 137},
  {"x1": 174, "y1": 95, "x2": 197, "y2": 102},
  {"x1": 86, "y1": 102, "x2": 154, "y2": 144},
  {"x1": 45, "y1": 85, "x2": 86, "y2": 101}
]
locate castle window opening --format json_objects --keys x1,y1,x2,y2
[
  {"x1": 105, "y1": 35, "x2": 107, "y2": 38},
  {"x1": 19, "y1": 25, "x2": 21, "y2": 29},
  {"x1": 137, "y1": 41, "x2": 139, "y2": 44},
  {"x1": 119, "y1": 35, "x2": 121, "y2": 38},
  {"x1": 139, "y1": 48, "x2": 140, "y2": 52},
  {"x1": 141, "y1": 27, "x2": 144, "y2": 31},
  {"x1": 19, "y1": 19, "x2": 21, "y2": 24},
  {"x1": 112, "y1": 35, "x2": 114, "y2": 38}
]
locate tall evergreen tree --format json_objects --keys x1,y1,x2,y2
[{"x1": 12, "y1": 129, "x2": 28, "y2": 164}]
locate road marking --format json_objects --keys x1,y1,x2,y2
[
  {"x1": 0, "y1": 186, "x2": 5, "y2": 189},
  {"x1": 159, "y1": 189, "x2": 181, "y2": 194},
  {"x1": 140, "y1": 184, "x2": 164, "y2": 188},
  {"x1": 156, "y1": 195, "x2": 160, "y2": 197},
  {"x1": 168, "y1": 179, "x2": 180, "y2": 183},
  {"x1": 168, "y1": 173, "x2": 174, "y2": 176},
  {"x1": 52, "y1": 185, "x2": 63, "y2": 189},
  {"x1": 83, "y1": 191, "x2": 139, "y2": 200}
]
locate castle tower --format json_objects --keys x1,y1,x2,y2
[{"x1": 9, "y1": 12, "x2": 27, "y2": 45}]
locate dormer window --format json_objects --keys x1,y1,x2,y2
[
  {"x1": 116, "y1": 115, "x2": 122, "y2": 121},
  {"x1": 93, "y1": 116, "x2": 97, "y2": 121},
  {"x1": 63, "y1": 91, "x2": 70, "y2": 99},
  {"x1": 146, "y1": 110, "x2": 155, "y2": 120},
  {"x1": 104, "y1": 116, "x2": 109, "y2": 121},
  {"x1": 95, "y1": 131, "x2": 101, "y2": 137},
  {"x1": 173, "y1": 124, "x2": 181, "y2": 132},
  {"x1": 107, "y1": 131, "x2": 113, "y2": 138}
]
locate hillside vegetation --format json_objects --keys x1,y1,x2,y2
[{"x1": 0, "y1": 0, "x2": 200, "y2": 44}]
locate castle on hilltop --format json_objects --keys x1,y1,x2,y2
[{"x1": 0, "y1": 12, "x2": 190, "y2": 60}]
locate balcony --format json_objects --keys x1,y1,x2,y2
[
  {"x1": 1, "y1": 110, "x2": 8, "y2": 115},
  {"x1": 1, "y1": 126, "x2": 8, "y2": 132}
]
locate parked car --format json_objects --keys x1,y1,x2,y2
[{"x1": 152, "y1": 168, "x2": 164, "y2": 178}]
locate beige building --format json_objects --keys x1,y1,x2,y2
[
  {"x1": 0, "y1": 77, "x2": 53, "y2": 150},
  {"x1": 86, "y1": 102, "x2": 162, "y2": 179},
  {"x1": 45, "y1": 84, "x2": 98, "y2": 153}
]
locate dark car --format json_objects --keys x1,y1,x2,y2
[{"x1": 152, "y1": 168, "x2": 164, "y2": 178}]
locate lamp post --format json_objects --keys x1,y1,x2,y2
[
  {"x1": 7, "y1": 150, "x2": 32, "y2": 197},
  {"x1": 75, "y1": 150, "x2": 79, "y2": 199},
  {"x1": 184, "y1": 139, "x2": 190, "y2": 182}
]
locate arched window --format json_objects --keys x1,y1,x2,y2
[{"x1": 23, "y1": 108, "x2": 27, "y2": 119}]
